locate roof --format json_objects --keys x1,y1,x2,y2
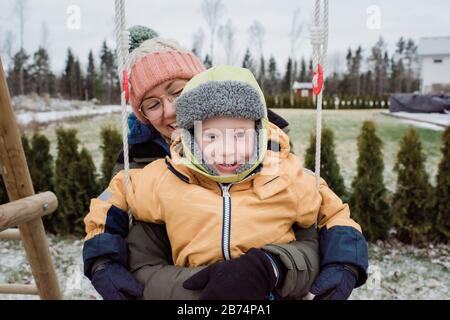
[
  {"x1": 418, "y1": 36, "x2": 450, "y2": 56},
  {"x1": 292, "y1": 81, "x2": 313, "y2": 89}
]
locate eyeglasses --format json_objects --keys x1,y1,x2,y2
[{"x1": 139, "y1": 82, "x2": 186, "y2": 121}]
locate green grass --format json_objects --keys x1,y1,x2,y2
[
  {"x1": 25, "y1": 113, "x2": 121, "y2": 172},
  {"x1": 274, "y1": 109, "x2": 444, "y2": 191},
  {"x1": 25, "y1": 109, "x2": 444, "y2": 192}
]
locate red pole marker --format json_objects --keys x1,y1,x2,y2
[
  {"x1": 312, "y1": 64, "x2": 324, "y2": 96},
  {"x1": 122, "y1": 70, "x2": 129, "y2": 102}
]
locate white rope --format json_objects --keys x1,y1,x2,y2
[
  {"x1": 114, "y1": 0, "x2": 133, "y2": 229},
  {"x1": 311, "y1": 0, "x2": 329, "y2": 190}
]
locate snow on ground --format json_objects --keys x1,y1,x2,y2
[
  {"x1": 0, "y1": 236, "x2": 448, "y2": 300},
  {"x1": 2, "y1": 99, "x2": 448, "y2": 300},
  {"x1": 11, "y1": 95, "x2": 127, "y2": 126},
  {"x1": 12, "y1": 95, "x2": 99, "y2": 112},
  {"x1": 16, "y1": 105, "x2": 122, "y2": 125},
  {"x1": 398, "y1": 119, "x2": 445, "y2": 131},
  {"x1": 381, "y1": 111, "x2": 449, "y2": 131}
]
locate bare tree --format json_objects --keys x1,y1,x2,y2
[
  {"x1": 14, "y1": 0, "x2": 28, "y2": 96},
  {"x1": 368, "y1": 37, "x2": 387, "y2": 96},
  {"x1": 192, "y1": 27, "x2": 205, "y2": 59},
  {"x1": 14, "y1": 0, "x2": 28, "y2": 50},
  {"x1": 201, "y1": 0, "x2": 225, "y2": 65},
  {"x1": 404, "y1": 39, "x2": 418, "y2": 92},
  {"x1": 218, "y1": 19, "x2": 237, "y2": 65},
  {"x1": 2, "y1": 30, "x2": 15, "y2": 66},
  {"x1": 248, "y1": 20, "x2": 265, "y2": 59},
  {"x1": 288, "y1": 9, "x2": 306, "y2": 105},
  {"x1": 41, "y1": 21, "x2": 50, "y2": 49},
  {"x1": 330, "y1": 51, "x2": 344, "y2": 74},
  {"x1": 247, "y1": 20, "x2": 265, "y2": 83}
]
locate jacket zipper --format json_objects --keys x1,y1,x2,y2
[
  {"x1": 220, "y1": 183, "x2": 233, "y2": 261},
  {"x1": 218, "y1": 173, "x2": 257, "y2": 261}
]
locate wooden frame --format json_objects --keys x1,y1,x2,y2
[{"x1": 0, "y1": 57, "x2": 62, "y2": 299}]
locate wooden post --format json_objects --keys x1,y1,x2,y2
[
  {"x1": 0, "y1": 58, "x2": 62, "y2": 300},
  {"x1": 0, "y1": 192, "x2": 58, "y2": 231},
  {"x1": 0, "y1": 228, "x2": 22, "y2": 240},
  {"x1": 0, "y1": 284, "x2": 39, "y2": 295}
]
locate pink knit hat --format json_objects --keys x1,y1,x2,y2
[{"x1": 128, "y1": 39, "x2": 205, "y2": 124}]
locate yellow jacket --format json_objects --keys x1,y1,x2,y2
[{"x1": 84, "y1": 122, "x2": 361, "y2": 267}]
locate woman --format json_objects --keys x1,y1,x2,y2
[{"x1": 82, "y1": 28, "x2": 367, "y2": 300}]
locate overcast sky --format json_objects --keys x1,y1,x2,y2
[{"x1": 1, "y1": 0, "x2": 449, "y2": 74}]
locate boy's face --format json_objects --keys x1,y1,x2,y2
[{"x1": 196, "y1": 117, "x2": 256, "y2": 175}]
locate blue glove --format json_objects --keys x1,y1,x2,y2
[
  {"x1": 310, "y1": 264, "x2": 358, "y2": 300},
  {"x1": 91, "y1": 262, "x2": 144, "y2": 300}
]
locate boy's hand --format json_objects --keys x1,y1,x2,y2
[
  {"x1": 310, "y1": 264, "x2": 358, "y2": 300},
  {"x1": 91, "y1": 262, "x2": 144, "y2": 300},
  {"x1": 182, "y1": 248, "x2": 279, "y2": 300}
]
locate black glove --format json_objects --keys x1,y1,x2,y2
[
  {"x1": 311, "y1": 264, "x2": 358, "y2": 300},
  {"x1": 91, "y1": 261, "x2": 144, "y2": 300},
  {"x1": 183, "y1": 248, "x2": 282, "y2": 300}
]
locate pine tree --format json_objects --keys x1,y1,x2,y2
[
  {"x1": 392, "y1": 128, "x2": 432, "y2": 244},
  {"x1": 267, "y1": 55, "x2": 278, "y2": 96},
  {"x1": 282, "y1": 58, "x2": 293, "y2": 93},
  {"x1": 99, "y1": 41, "x2": 118, "y2": 103},
  {"x1": 258, "y1": 55, "x2": 266, "y2": 91},
  {"x1": 349, "y1": 121, "x2": 391, "y2": 241},
  {"x1": 433, "y1": 126, "x2": 450, "y2": 242},
  {"x1": 7, "y1": 49, "x2": 30, "y2": 96},
  {"x1": 70, "y1": 148, "x2": 100, "y2": 235},
  {"x1": 100, "y1": 125, "x2": 123, "y2": 189},
  {"x1": 49, "y1": 128, "x2": 101, "y2": 235},
  {"x1": 304, "y1": 127, "x2": 347, "y2": 200},
  {"x1": 49, "y1": 128, "x2": 81, "y2": 234},
  {"x1": 242, "y1": 49, "x2": 254, "y2": 72},
  {"x1": 203, "y1": 54, "x2": 212, "y2": 69},
  {"x1": 352, "y1": 46, "x2": 363, "y2": 95},
  {"x1": 21, "y1": 135, "x2": 33, "y2": 168},
  {"x1": 86, "y1": 50, "x2": 96, "y2": 100},
  {"x1": 62, "y1": 48, "x2": 78, "y2": 99},
  {"x1": 29, "y1": 47, "x2": 53, "y2": 96},
  {"x1": 30, "y1": 133, "x2": 53, "y2": 193},
  {"x1": 308, "y1": 58, "x2": 313, "y2": 80},
  {"x1": 74, "y1": 59, "x2": 83, "y2": 99},
  {"x1": 298, "y1": 57, "x2": 307, "y2": 82}
]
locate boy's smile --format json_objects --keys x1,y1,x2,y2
[{"x1": 196, "y1": 117, "x2": 256, "y2": 175}]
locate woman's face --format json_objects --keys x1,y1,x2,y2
[{"x1": 140, "y1": 79, "x2": 188, "y2": 139}]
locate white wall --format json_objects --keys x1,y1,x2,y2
[{"x1": 420, "y1": 55, "x2": 450, "y2": 93}]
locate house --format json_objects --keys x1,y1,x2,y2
[
  {"x1": 292, "y1": 81, "x2": 313, "y2": 97},
  {"x1": 418, "y1": 36, "x2": 450, "y2": 94}
]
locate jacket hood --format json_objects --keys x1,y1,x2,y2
[
  {"x1": 167, "y1": 121, "x2": 292, "y2": 188},
  {"x1": 174, "y1": 65, "x2": 270, "y2": 184}
]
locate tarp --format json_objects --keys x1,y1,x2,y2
[{"x1": 390, "y1": 94, "x2": 450, "y2": 113}]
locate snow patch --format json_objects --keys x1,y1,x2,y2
[{"x1": 0, "y1": 236, "x2": 448, "y2": 300}]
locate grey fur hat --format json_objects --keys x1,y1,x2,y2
[
  {"x1": 175, "y1": 66, "x2": 267, "y2": 130},
  {"x1": 175, "y1": 66, "x2": 268, "y2": 177}
]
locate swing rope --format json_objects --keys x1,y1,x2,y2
[
  {"x1": 114, "y1": 0, "x2": 133, "y2": 229},
  {"x1": 114, "y1": 0, "x2": 328, "y2": 209},
  {"x1": 311, "y1": 0, "x2": 329, "y2": 190}
]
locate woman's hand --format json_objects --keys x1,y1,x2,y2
[
  {"x1": 91, "y1": 262, "x2": 144, "y2": 300},
  {"x1": 310, "y1": 264, "x2": 358, "y2": 300}
]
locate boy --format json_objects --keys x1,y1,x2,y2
[{"x1": 84, "y1": 66, "x2": 368, "y2": 300}]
